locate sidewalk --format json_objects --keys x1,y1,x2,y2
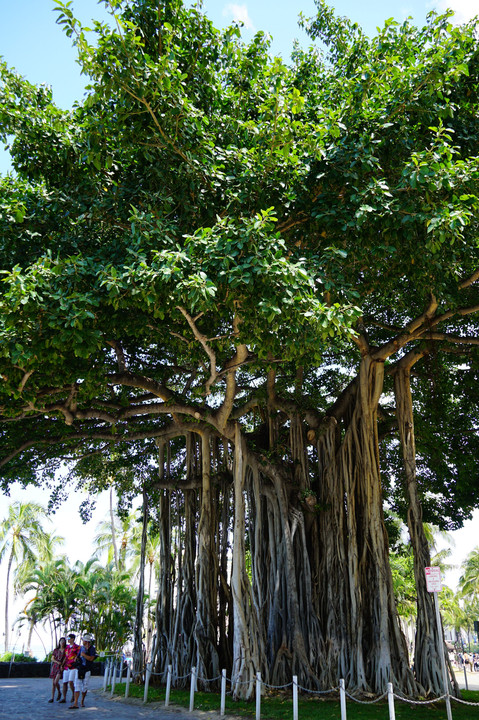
[
  {"x1": 0, "y1": 675, "x2": 218, "y2": 720},
  {"x1": 455, "y1": 668, "x2": 479, "y2": 691}
]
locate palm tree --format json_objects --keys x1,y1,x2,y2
[
  {"x1": 14, "y1": 531, "x2": 65, "y2": 653},
  {"x1": 459, "y1": 547, "x2": 479, "y2": 601},
  {"x1": 93, "y1": 506, "x2": 140, "y2": 571},
  {"x1": 70, "y1": 558, "x2": 136, "y2": 651},
  {"x1": 0, "y1": 501, "x2": 50, "y2": 652}
]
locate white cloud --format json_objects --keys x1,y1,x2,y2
[
  {"x1": 222, "y1": 3, "x2": 256, "y2": 31},
  {"x1": 429, "y1": 0, "x2": 478, "y2": 23}
]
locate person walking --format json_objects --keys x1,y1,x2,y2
[
  {"x1": 69, "y1": 633, "x2": 98, "y2": 710},
  {"x1": 48, "y1": 636, "x2": 66, "y2": 702},
  {"x1": 60, "y1": 633, "x2": 80, "y2": 704}
]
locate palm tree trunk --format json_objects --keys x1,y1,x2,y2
[
  {"x1": 4, "y1": 548, "x2": 14, "y2": 653},
  {"x1": 109, "y1": 486, "x2": 119, "y2": 570}
]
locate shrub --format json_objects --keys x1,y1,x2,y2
[{"x1": 0, "y1": 652, "x2": 38, "y2": 663}]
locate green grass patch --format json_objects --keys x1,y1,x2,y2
[{"x1": 110, "y1": 682, "x2": 479, "y2": 719}]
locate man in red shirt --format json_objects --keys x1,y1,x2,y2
[{"x1": 59, "y1": 633, "x2": 80, "y2": 704}]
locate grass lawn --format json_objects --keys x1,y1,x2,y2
[{"x1": 110, "y1": 682, "x2": 479, "y2": 719}]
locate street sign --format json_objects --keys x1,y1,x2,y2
[{"x1": 425, "y1": 566, "x2": 442, "y2": 593}]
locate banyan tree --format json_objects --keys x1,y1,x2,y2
[{"x1": 1, "y1": 0, "x2": 478, "y2": 698}]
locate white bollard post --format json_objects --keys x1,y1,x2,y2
[
  {"x1": 189, "y1": 666, "x2": 197, "y2": 712},
  {"x1": 103, "y1": 658, "x2": 109, "y2": 691},
  {"x1": 220, "y1": 669, "x2": 226, "y2": 717},
  {"x1": 340, "y1": 678, "x2": 347, "y2": 720},
  {"x1": 256, "y1": 672, "x2": 261, "y2": 720},
  {"x1": 110, "y1": 661, "x2": 117, "y2": 697},
  {"x1": 293, "y1": 675, "x2": 298, "y2": 720},
  {"x1": 119, "y1": 660, "x2": 123, "y2": 684},
  {"x1": 387, "y1": 682, "x2": 396, "y2": 720},
  {"x1": 143, "y1": 662, "x2": 152, "y2": 704},
  {"x1": 165, "y1": 664, "x2": 172, "y2": 707},
  {"x1": 125, "y1": 663, "x2": 131, "y2": 698}
]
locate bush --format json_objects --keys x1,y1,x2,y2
[{"x1": 0, "y1": 652, "x2": 37, "y2": 663}]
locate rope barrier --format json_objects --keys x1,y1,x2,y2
[
  {"x1": 393, "y1": 692, "x2": 448, "y2": 705},
  {"x1": 197, "y1": 673, "x2": 223, "y2": 683},
  {"x1": 105, "y1": 659, "x2": 479, "y2": 719},
  {"x1": 297, "y1": 683, "x2": 338, "y2": 695},
  {"x1": 345, "y1": 689, "x2": 388, "y2": 704},
  {"x1": 262, "y1": 681, "x2": 293, "y2": 690},
  {"x1": 450, "y1": 696, "x2": 479, "y2": 706},
  {"x1": 172, "y1": 672, "x2": 191, "y2": 681},
  {"x1": 225, "y1": 676, "x2": 254, "y2": 686}
]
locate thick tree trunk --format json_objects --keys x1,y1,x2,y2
[
  {"x1": 318, "y1": 356, "x2": 416, "y2": 693},
  {"x1": 231, "y1": 424, "x2": 261, "y2": 699},
  {"x1": 194, "y1": 432, "x2": 220, "y2": 683},
  {"x1": 394, "y1": 364, "x2": 459, "y2": 697},
  {"x1": 154, "y1": 441, "x2": 173, "y2": 677},
  {"x1": 132, "y1": 490, "x2": 148, "y2": 676},
  {"x1": 154, "y1": 486, "x2": 172, "y2": 675},
  {"x1": 143, "y1": 354, "x2": 446, "y2": 698},
  {"x1": 217, "y1": 442, "x2": 233, "y2": 672}
]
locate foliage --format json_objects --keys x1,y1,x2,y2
[
  {"x1": 0, "y1": 651, "x2": 37, "y2": 662},
  {"x1": 459, "y1": 547, "x2": 479, "y2": 601},
  {"x1": 0, "y1": 501, "x2": 50, "y2": 651},
  {"x1": 17, "y1": 554, "x2": 136, "y2": 652}
]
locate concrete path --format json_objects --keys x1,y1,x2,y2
[
  {"x1": 0, "y1": 676, "x2": 220, "y2": 720},
  {"x1": 454, "y1": 668, "x2": 479, "y2": 692}
]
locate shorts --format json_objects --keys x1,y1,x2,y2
[
  {"x1": 74, "y1": 670, "x2": 91, "y2": 693},
  {"x1": 63, "y1": 668, "x2": 78, "y2": 684}
]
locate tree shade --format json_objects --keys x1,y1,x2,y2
[{"x1": 0, "y1": 0, "x2": 478, "y2": 697}]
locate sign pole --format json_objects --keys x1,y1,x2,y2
[
  {"x1": 425, "y1": 567, "x2": 452, "y2": 720},
  {"x1": 433, "y1": 591, "x2": 452, "y2": 720}
]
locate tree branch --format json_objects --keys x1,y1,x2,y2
[{"x1": 177, "y1": 306, "x2": 219, "y2": 394}]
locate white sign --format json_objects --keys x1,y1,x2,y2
[{"x1": 425, "y1": 566, "x2": 442, "y2": 593}]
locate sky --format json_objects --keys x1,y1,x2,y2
[{"x1": 1, "y1": 0, "x2": 479, "y2": 653}]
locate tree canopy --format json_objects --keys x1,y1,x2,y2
[{"x1": 1, "y1": 0, "x2": 478, "y2": 698}]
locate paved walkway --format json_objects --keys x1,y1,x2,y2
[
  {"x1": 454, "y1": 668, "x2": 479, "y2": 691},
  {"x1": 0, "y1": 676, "x2": 219, "y2": 720}
]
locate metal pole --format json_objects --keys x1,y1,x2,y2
[
  {"x1": 165, "y1": 664, "x2": 172, "y2": 707},
  {"x1": 125, "y1": 663, "x2": 131, "y2": 698},
  {"x1": 220, "y1": 669, "x2": 226, "y2": 716},
  {"x1": 387, "y1": 682, "x2": 396, "y2": 720},
  {"x1": 256, "y1": 672, "x2": 261, "y2": 720},
  {"x1": 339, "y1": 678, "x2": 347, "y2": 720},
  {"x1": 434, "y1": 591, "x2": 453, "y2": 720},
  {"x1": 464, "y1": 664, "x2": 468, "y2": 691},
  {"x1": 293, "y1": 675, "x2": 298, "y2": 720},
  {"x1": 189, "y1": 666, "x2": 197, "y2": 712}
]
